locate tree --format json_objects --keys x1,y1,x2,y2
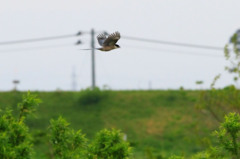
[
  {"x1": 49, "y1": 116, "x2": 88, "y2": 159},
  {"x1": 196, "y1": 31, "x2": 240, "y2": 122},
  {"x1": 0, "y1": 91, "x2": 41, "y2": 159}
]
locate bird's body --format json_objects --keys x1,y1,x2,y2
[
  {"x1": 97, "y1": 31, "x2": 121, "y2": 51},
  {"x1": 97, "y1": 45, "x2": 119, "y2": 51}
]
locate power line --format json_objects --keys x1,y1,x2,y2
[
  {"x1": 122, "y1": 36, "x2": 224, "y2": 51},
  {"x1": 0, "y1": 32, "x2": 84, "y2": 45},
  {"x1": 0, "y1": 31, "x2": 224, "y2": 51},
  {"x1": 0, "y1": 43, "x2": 224, "y2": 58},
  {"x1": 0, "y1": 44, "x2": 74, "y2": 53},
  {"x1": 0, "y1": 31, "x2": 225, "y2": 55},
  {"x1": 124, "y1": 44, "x2": 223, "y2": 58}
]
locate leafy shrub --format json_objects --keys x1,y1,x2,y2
[
  {"x1": 215, "y1": 113, "x2": 240, "y2": 159},
  {"x1": 88, "y1": 129, "x2": 131, "y2": 159},
  {"x1": 49, "y1": 116, "x2": 88, "y2": 159},
  {"x1": 168, "y1": 155, "x2": 184, "y2": 159},
  {"x1": 18, "y1": 91, "x2": 41, "y2": 121},
  {"x1": 49, "y1": 118, "x2": 132, "y2": 159},
  {"x1": 169, "y1": 113, "x2": 240, "y2": 159},
  {"x1": 78, "y1": 87, "x2": 107, "y2": 105},
  {"x1": 191, "y1": 148, "x2": 225, "y2": 159}
]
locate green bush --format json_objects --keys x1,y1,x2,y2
[
  {"x1": 88, "y1": 129, "x2": 131, "y2": 159},
  {"x1": 49, "y1": 116, "x2": 88, "y2": 159},
  {"x1": 169, "y1": 113, "x2": 240, "y2": 159},
  {"x1": 168, "y1": 155, "x2": 184, "y2": 159},
  {"x1": 191, "y1": 150, "x2": 218, "y2": 159},
  {"x1": 189, "y1": 113, "x2": 240, "y2": 159},
  {"x1": 49, "y1": 118, "x2": 132, "y2": 159},
  {"x1": 78, "y1": 87, "x2": 107, "y2": 105},
  {"x1": 215, "y1": 113, "x2": 240, "y2": 159}
]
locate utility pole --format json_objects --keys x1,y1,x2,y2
[{"x1": 91, "y1": 29, "x2": 96, "y2": 89}]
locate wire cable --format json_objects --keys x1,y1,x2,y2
[
  {"x1": 0, "y1": 44, "x2": 74, "y2": 53},
  {"x1": 122, "y1": 36, "x2": 224, "y2": 51},
  {"x1": 0, "y1": 31, "x2": 226, "y2": 56},
  {"x1": 124, "y1": 44, "x2": 223, "y2": 58},
  {"x1": 0, "y1": 32, "x2": 85, "y2": 45},
  {"x1": 0, "y1": 32, "x2": 224, "y2": 51}
]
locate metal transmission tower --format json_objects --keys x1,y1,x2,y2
[
  {"x1": 91, "y1": 29, "x2": 96, "y2": 89},
  {"x1": 71, "y1": 66, "x2": 77, "y2": 91}
]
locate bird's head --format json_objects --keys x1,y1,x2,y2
[{"x1": 115, "y1": 44, "x2": 120, "y2": 48}]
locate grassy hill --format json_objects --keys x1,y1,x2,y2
[{"x1": 0, "y1": 90, "x2": 219, "y2": 158}]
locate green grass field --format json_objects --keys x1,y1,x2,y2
[{"x1": 0, "y1": 90, "x2": 219, "y2": 158}]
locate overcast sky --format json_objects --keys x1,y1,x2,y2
[{"x1": 0, "y1": 0, "x2": 240, "y2": 91}]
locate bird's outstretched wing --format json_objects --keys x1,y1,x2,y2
[
  {"x1": 103, "y1": 31, "x2": 120, "y2": 46},
  {"x1": 97, "y1": 34, "x2": 107, "y2": 46}
]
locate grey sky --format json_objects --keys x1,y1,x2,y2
[{"x1": 0, "y1": 0, "x2": 239, "y2": 91}]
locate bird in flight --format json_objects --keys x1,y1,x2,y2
[{"x1": 97, "y1": 31, "x2": 121, "y2": 51}]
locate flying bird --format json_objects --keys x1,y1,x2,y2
[{"x1": 97, "y1": 31, "x2": 121, "y2": 51}]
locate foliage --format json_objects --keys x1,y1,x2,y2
[
  {"x1": 0, "y1": 91, "x2": 132, "y2": 159},
  {"x1": 195, "y1": 81, "x2": 203, "y2": 85},
  {"x1": 191, "y1": 151, "x2": 211, "y2": 159},
  {"x1": 190, "y1": 147, "x2": 226, "y2": 159},
  {"x1": 196, "y1": 32, "x2": 240, "y2": 122},
  {"x1": 215, "y1": 113, "x2": 240, "y2": 159},
  {"x1": 3, "y1": 91, "x2": 240, "y2": 159},
  {"x1": 0, "y1": 91, "x2": 214, "y2": 158},
  {"x1": 88, "y1": 129, "x2": 131, "y2": 159},
  {"x1": 0, "y1": 92, "x2": 41, "y2": 159},
  {"x1": 78, "y1": 87, "x2": 107, "y2": 105},
  {"x1": 18, "y1": 91, "x2": 41, "y2": 121},
  {"x1": 168, "y1": 155, "x2": 184, "y2": 159},
  {"x1": 196, "y1": 36, "x2": 240, "y2": 122},
  {"x1": 210, "y1": 74, "x2": 221, "y2": 89},
  {"x1": 170, "y1": 113, "x2": 240, "y2": 159},
  {"x1": 49, "y1": 118, "x2": 131, "y2": 159},
  {"x1": 225, "y1": 33, "x2": 240, "y2": 82},
  {"x1": 196, "y1": 85, "x2": 240, "y2": 122},
  {"x1": 49, "y1": 116, "x2": 88, "y2": 159}
]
